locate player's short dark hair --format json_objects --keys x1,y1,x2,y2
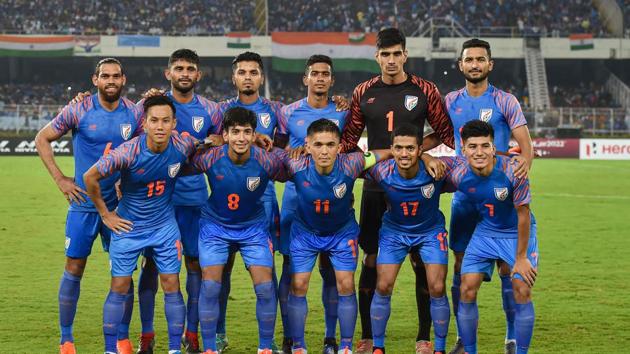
[
  {"x1": 222, "y1": 107, "x2": 257, "y2": 131},
  {"x1": 391, "y1": 123, "x2": 422, "y2": 146},
  {"x1": 307, "y1": 118, "x2": 341, "y2": 139},
  {"x1": 460, "y1": 38, "x2": 492, "y2": 59},
  {"x1": 377, "y1": 28, "x2": 406, "y2": 50},
  {"x1": 232, "y1": 51, "x2": 264, "y2": 72},
  {"x1": 305, "y1": 54, "x2": 333, "y2": 75},
  {"x1": 94, "y1": 57, "x2": 124, "y2": 76},
  {"x1": 143, "y1": 95, "x2": 176, "y2": 117},
  {"x1": 461, "y1": 120, "x2": 494, "y2": 142},
  {"x1": 169, "y1": 48, "x2": 200, "y2": 67}
]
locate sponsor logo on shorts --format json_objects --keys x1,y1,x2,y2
[
  {"x1": 421, "y1": 183, "x2": 435, "y2": 199},
  {"x1": 494, "y1": 187, "x2": 509, "y2": 201},
  {"x1": 168, "y1": 163, "x2": 181, "y2": 178},
  {"x1": 479, "y1": 108, "x2": 493, "y2": 122},
  {"x1": 404, "y1": 95, "x2": 418, "y2": 111},
  {"x1": 247, "y1": 176, "x2": 261, "y2": 191},
  {"x1": 258, "y1": 113, "x2": 271, "y2": 129},
  {"x1": 192, "y1": 116, "x2": 204, "y2": 133},
  {"x1": 333, "y1": 183, "x2": 347, "y2": 199},
  {"x1": 120, "y1": 123, "x2": 132, "y2": 140},
  {"x1": 65, "y1": 237, "x2": 71, "y2": 250}
]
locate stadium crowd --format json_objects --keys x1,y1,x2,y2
[{"x1": 1, "y1": 0, "x2": 626, "y2": 36}]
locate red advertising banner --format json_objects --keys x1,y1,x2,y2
[{"x1": 532, "y1": 138, "x2": 580, "y2": 158}]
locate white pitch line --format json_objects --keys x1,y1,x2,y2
[{"x1": 534, "y1": 193, "x2": 630, "y2": 200}]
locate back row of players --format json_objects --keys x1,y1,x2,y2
[{"x1": 36, "y1": 28, "x2": 538, "y2": 354}]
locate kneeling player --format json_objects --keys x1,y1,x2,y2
[
  {"x1": 187, "y1": 107, "x2": 286, "y2": 354},
  {"x1": 84, "y1": 96, "x2": 198, "y2": 354},
  {"x1": 367, "y1": 124, "x2": 450, "y2": 354},
  {"x1": 276, "y1": 119, "x2": 390, "y2": 354},
  {"x1": 441, "y1": 120, "x2": 538, "y2": 354}
]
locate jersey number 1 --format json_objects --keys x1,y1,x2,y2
[{"x1": 386, "y1": 111, "x2": 394, "y2": 132}]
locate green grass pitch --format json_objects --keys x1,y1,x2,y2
[{"x1": 1, "y1": 157, "x2": 629, "y2": 353}]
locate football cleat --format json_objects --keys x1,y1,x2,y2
[
  {"x1": 355, "y1": 339, "x2": 373, "y2": 354},
  {"x1": 322, "y1": 337, "x2": 338, "y2": 354},
  {"x1": 372, "y1": 348, "x2": 385, "y2": 354},
  {"x1": 337, "y1": 347, "x2": 352, "y2": 354},
  {"x1": 504, "y1": 340, "x2": 516, "y2": 354},
  {"x1": 292, "y1": 349, "x2": 307, "y2": 354},
  {"x1": 202, "y1": 351, "x2": 219, "y2": 354},
  {"x1": 415, "y1": 340, "x2": 433, "y2": 354},
  {"x1": 117, "y1": 338, "x2": 134, "y2": 354},
  {"x1": 447, "y1": 338, "x2": 464, "y2": 354},
  {"x1": 259, "y1": 349, "x2": 274, "y2": 354},
  {"x1": 281, "y1": 338, "x2": 293, "y2": 354},
  {"x1": 182, "y1": 331, "x2": 201, "y2": 354},
  {"x1": 59, "y1": 342, "x2": 76, "y2": 354},
  {"x1": 136, "y1": 332, "x2": 155, "y2": 354},
  {"x1": 168, "y1": 351, "x2": 182, "y2": 354},
  {"x1": 216, "y1": 333, "x2": 229, "y2": 353}
]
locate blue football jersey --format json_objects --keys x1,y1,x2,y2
[
  {"x1": 190, "y1": 145, "x2": 286, "y2": 228},
  {"x1": 95, "y1": 132, "x2": 197, "y2": 231},
  {"x1": 280, "y1": 151, "x2": 366, "y2": 234},
  {"x1": 445, "y1": 84, "x2": 527, "y2": 155},
  {"x1": 365, "y1": 159, "x2": 446, "y2": 235},
  {"x1": 51, "y1": 94, "x2": 143, "y2": 212},
  {"x1": 278, "y1": 98, "x2": 349, "y2": 148},
  {"x1": 219, "y1": 96, "x2": 284, "y2": 202},
  {"x1": 137, "y1": 92, "x2": 222, "y2": 207},
  {"x1": 443, "y1": 155, "x2": 536, "y2": 238}
]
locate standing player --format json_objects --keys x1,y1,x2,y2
[
  {"x1": 277, "y1": 119, "x2": 390, "y2": 354},
  {"x1": 443, "y1": 39, "x2": 533, "y2": 354},
  {"x1": 35, "y1": 58, "x2": 142, "y2": 354},
  {"x1": 83, "y1": 95, "x2": 198, "y2": 354},
  {"x1": 367, "y1": 124, "x2": 450, "y2": 354},
  {"x1": 338, "y1": 28, "x2": 454, "y2": 354},
  {"x1": 134, "y1": 49, "x2": 223, "y2": 354},
  {"x1": 274, "y1": 55, "x2": 351, "y2": 354},
  {"x1": 189, "y1": 107, "x2": 286, "y2": 354},
  {"x1": 439, "y1": 120, "x2": 538, "y2": 354}
]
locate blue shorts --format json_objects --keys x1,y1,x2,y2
[
  {"x1": 377, "y1": 228, "x2": 449, "y2": 265},
  {"x1": 290, "y1": 222, "x2": 359, "y2": 274},
  {"x1": 278, "y1": 181, "x2": 297, "y2": 255},
  {"x1": 461, "y1": 226, "x2": 539, "y2": 282},
  {"x1": 175, "y1": 205, "x2": 201, "y2": 258},
  {"x1": 449, "y1": 194, "x2": 478, "y2": 253},
  {"x1": 109, "y1": 222, "x2": 182, "y2": 277},
  {"x1": 263, "y1": 197, "x2": 281, "y2": 253},
  {"x1": 198, "y1": 218, "x2": 273, "y2": 268},
  {"x1": 64, "y1": 211, "x2": 112, "y2": 258}
]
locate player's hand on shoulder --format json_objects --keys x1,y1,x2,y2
[
  {"x1": 196, "y1": 134, "x2": 224, "y2": 151},
  {"x1": 288, "y1": 146, "x2": 307, "y2": 159},
  {"x1": 512, "y1": 257, "x2": 537, "y2": 287},
  {"x1": 70, "y1": 91, "x2": 91, "y2": 105},
  {"x1": 511, "y1": 155, "x2": 531, "y2": 179},
  {"x1": 332, "y1": 95, "x2": 350, "y2": 111},
  {"x1": 102, "y1": 210, "x2": 133, "y2": 234},
  {"x1": 421, "y1": 153, "x2": 446, "y2": 179},
  {"x1": 255, "y1": 133, "x2": 273, "y2": 151},
  {"x1": 55, "y1": 175, "x2": 87, "y2": 204},
  {"x1": 142, "y1": 88, "x2": 166, "y2": 99}
]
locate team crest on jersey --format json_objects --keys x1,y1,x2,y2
[
  {"x1": 421, "y1": 183, "x2": 435, "y2": 199},
  {"x1": 333, "y1": 183, "x2": 347, "y2": 199},
  {"x1": 247, "y1": 176, "x2": 261, "y2": 191},
  {"x1": 192, "y1": 116, "x2": 204, "y2": 133},
  {"x1": 258, "y1": 113, "x2": 271, "y2": 129},
  {"x1": 120, "y1": 124, "x2": 132, "y2": 140},
  {"x1": 494, "y1": 187, "x2": 509, "y2": 201},
  {"x1": 479, "y1": 109, "x2": 493, "y2": 122},
  {"x1": 404, "y1": 95, "x2": 418, "y2": 111},
  {"x1": 168, "y1": 163, "x2": 181, "y2": 178}
]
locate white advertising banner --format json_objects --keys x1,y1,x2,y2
[{"x1": 579, "y1": 139, "x2": 630, "y2": 160}]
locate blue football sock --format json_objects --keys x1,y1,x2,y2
[
  {"x1": 103, "y1": 291, "x2": 126, "y2": 353},
  {"x1": 278, "y1": 261, "x2": 292, "y2": 338},
  {"x1": 216, "y1": 271, "x2": 231, "y2": 334},
  {"x1": 185, "y1": 271, "x2": 201, "y2": 334},
  {"x1": 138, "y1": 262, "x2": 158, "y2": 334},
  {"x1": 457, "y1": 301, "x2": 478, "y2": 354},
  {"x1": 370, "y1": 291, "x2": 391, "y2": 348},
  {"x1": 199, "y1": 280, "x2": 222, "y2": 351},
  {"x1": 338, "y1": 293, "x2": 357, "y2": 350},
  {"x1": 255, "y1": 282, "x2": 277, "y2": 349},
  {"x1": 118, "y1": 280, "x2": 134, "y2": 340},
  {"x1": 430, "y1": 296, "x2": 450, "y2": 352},
  {"x1": 164, "y1": 291, "x2": 186, "y2": 350},
  {"x1": 515, "y1": 302, "x2": 535, "y2": 354},
  {"x1": 451, "y1": 272, "x2": 461, "y2": 338},
  {"x1": 319, "y1": 266, "x2": 338, "y2": 339},
  {"x1": 58, "y1": 271, "x2": 81, "y2": 344},
  {"x1": 500, "y1": 275, "x2": 516, "y2": 341},
  {"x1": 288, "y1": 293, "x2": 308, "y2": 350}
]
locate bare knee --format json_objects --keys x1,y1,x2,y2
[
  {"x1": 512, "y1": 279, "x2": 532, "y2": 303},
  {"x1": 111, "y1": 276, "x2": 131, "y2": 294},
  {"x1": 460, "y1": 279, "x2": 479, "y2": 302},
  {"x1": 185, "y1": 256, "x2": 201, "y2": 273},
  {"x1": 363, "y1": 253, "x2": 377, "y2": 268},
  {"x1": 453, "y1": 252, "x2": 464, "y2": 274},
  {"x1": 160, "y1": 273, "x2": 180, "y2": 293},
  {"x1": 291, "y1": 275, "x2": 309, "y2": 296},
  {"x1": 65, "y1": 257, "x2": 87, "y2": 277},
  {"x1": 336, "y1": 274, "x2": 355, "y2": 295},
  {"x1": 428, "y1": 281, "x2": 446, "y2": 298},
  {"x1": 376, "y1": 279, "x2": 394, "y2": 296}
]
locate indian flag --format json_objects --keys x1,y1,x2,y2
[
  {"x1": 569, "y1": 34, "x2": 594, "y2": 50},
  {"x1": 0, "y1": 35, "x2": 74, "y2": 57},
  {"x1": 272, "y1": 32, "x2": 379, "y2": 73},
  {"x1": 226, "y1": 32, "x2": 252, "y2": 49}
]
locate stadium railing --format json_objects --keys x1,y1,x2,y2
[
  {"x1": 528, "y1": 107, "x2": 630, "y2": 136},
  {"x1": 0, "y1": 104, "x2": 60, "y2": 134}
]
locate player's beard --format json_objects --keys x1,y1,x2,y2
[
  {"x1": 172, "y1": 80, "x2": 195, "y2": 94},
  {"x1": 98, "y1": 85, "x2": 122, "y2": 103},
  {"x1": 464, "y1": 70, "x2": 489, "y2": 84},
  {"x1": 239, "y1": 88, "x2": 257, "y2": 96}
]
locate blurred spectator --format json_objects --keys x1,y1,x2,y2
[{"x1": 551, "y1": 82, "x2": 617, "y2": 107}]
